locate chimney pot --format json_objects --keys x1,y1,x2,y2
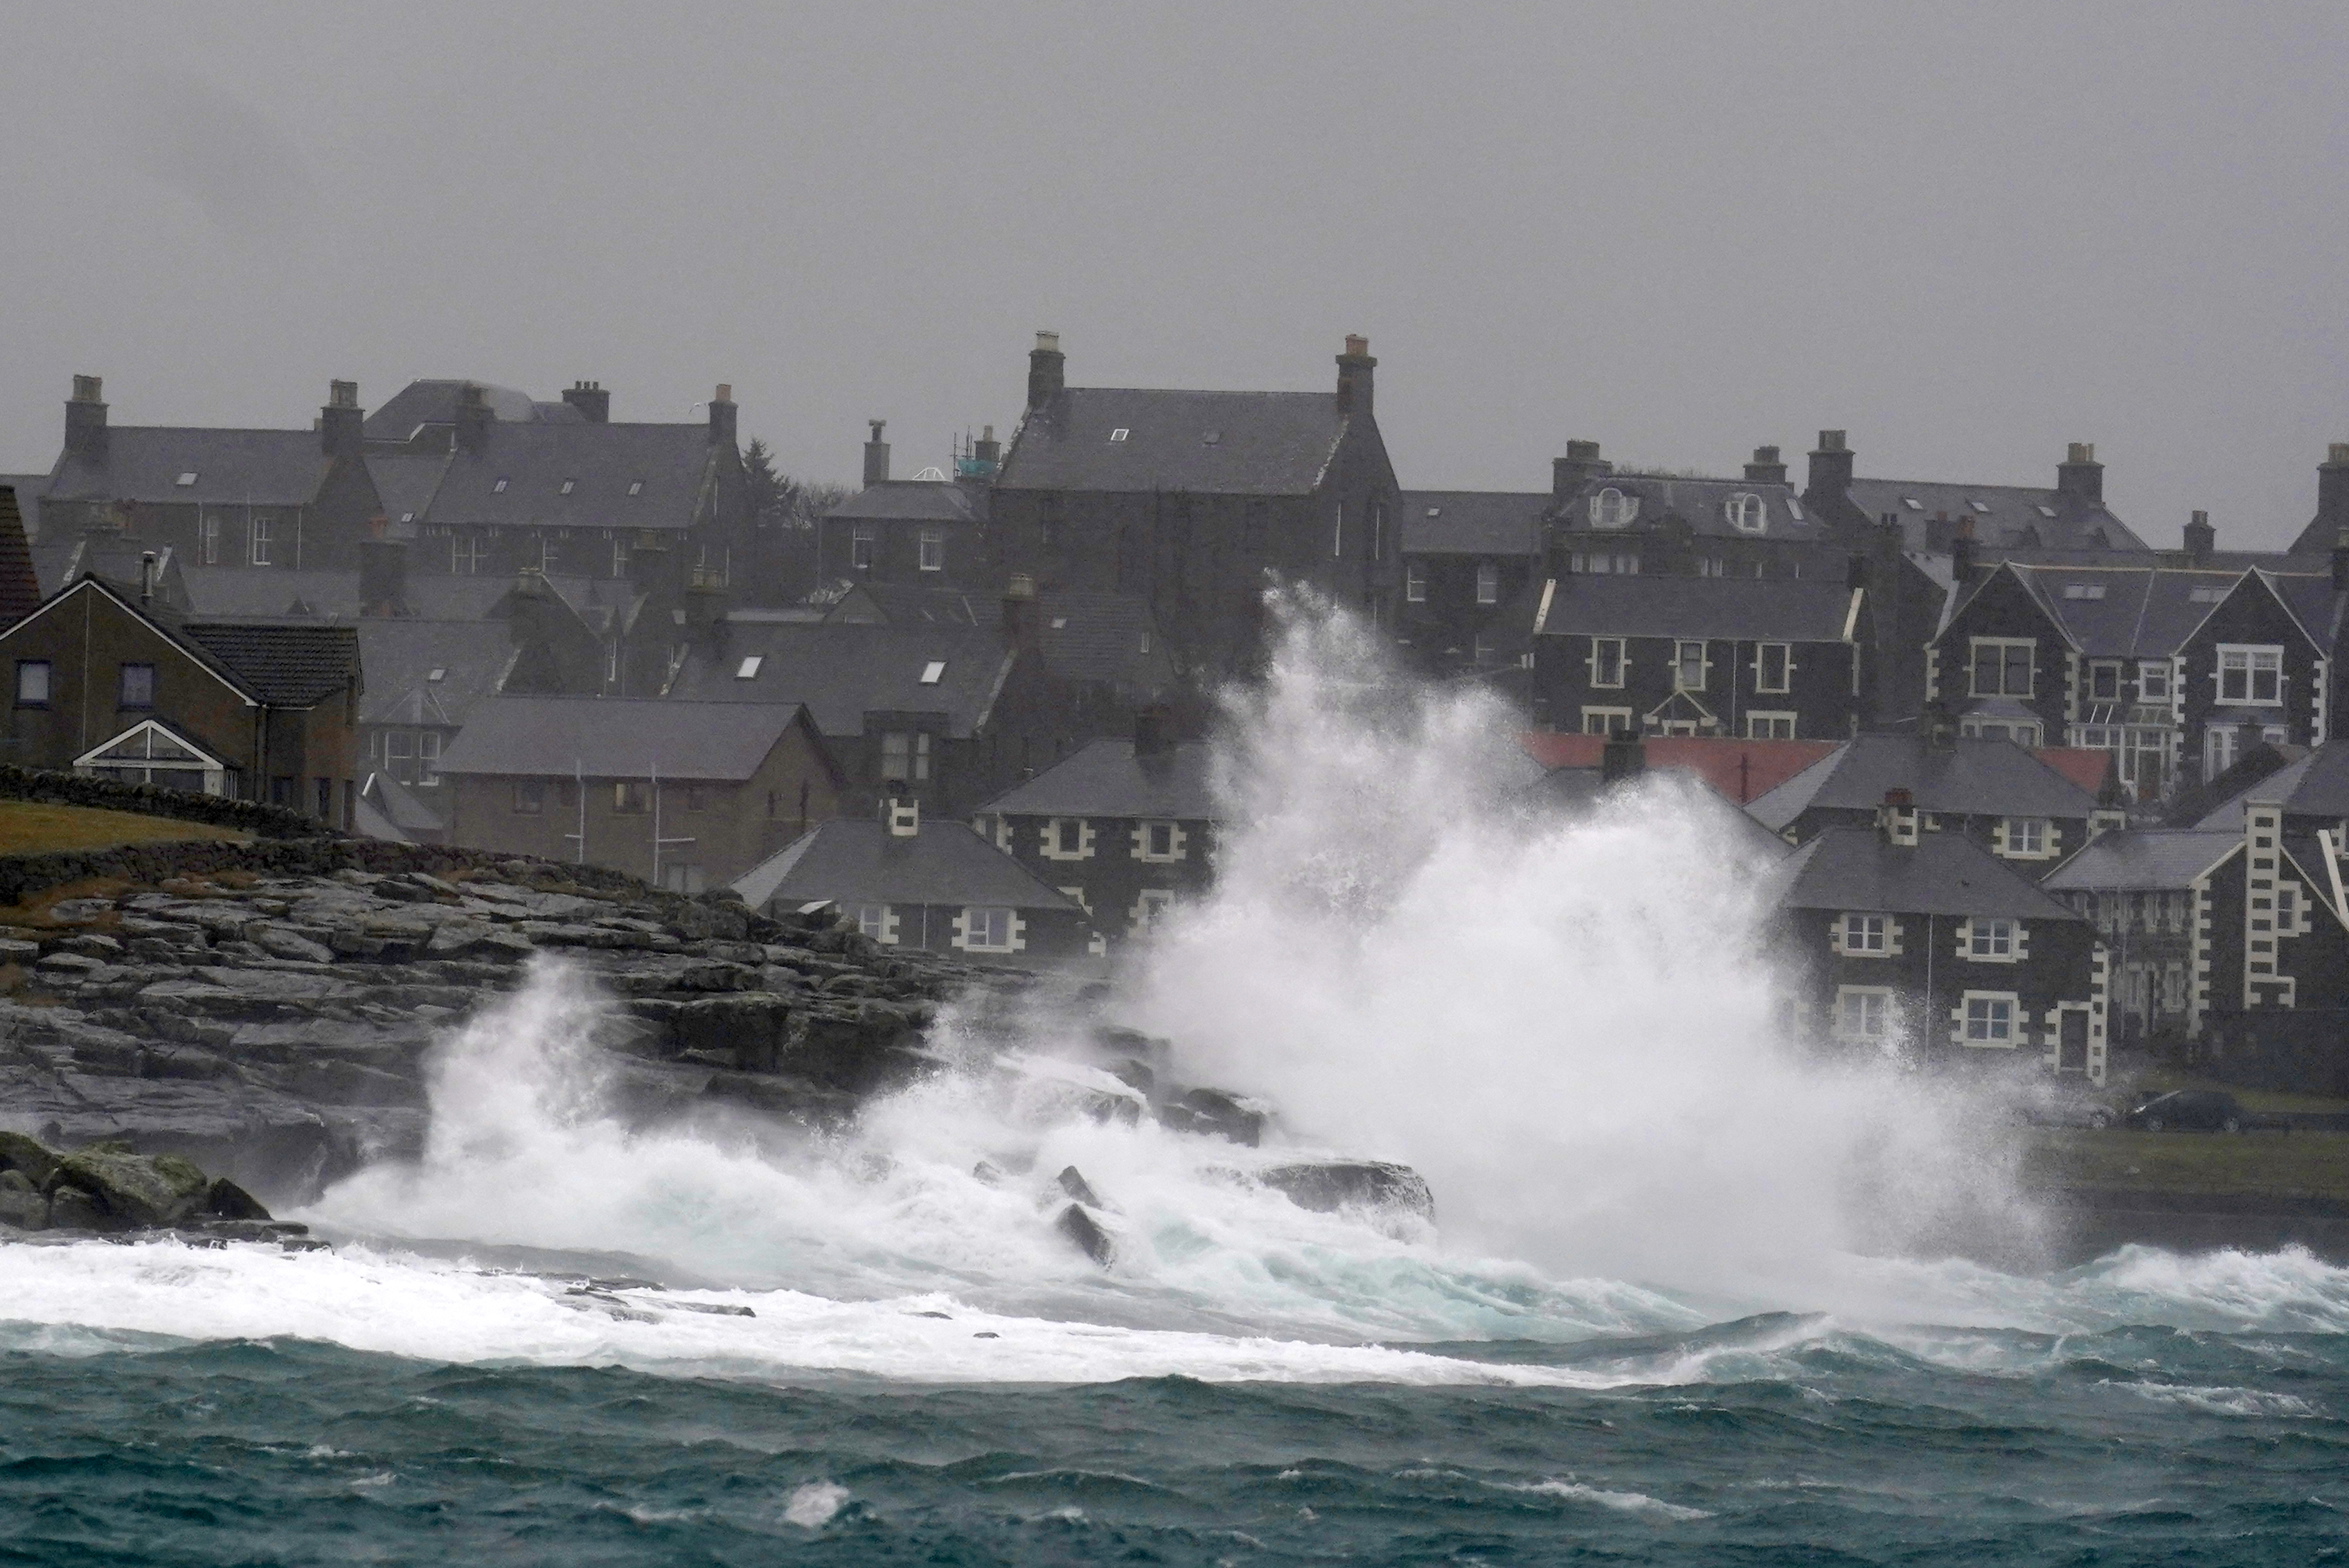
[
  {"x1": 1035, "y1": 330, "x2": 1059, "y2": 353},
  {"x1": 1744, "y1": 444, "x2": 1788, "y2": 484},
  {"x1": 2330, "y1": 443, "x2": 2349, "y2": 466},
  {"x1": 1028, "y1": 330, "x2": 1066, "y2": 411},
  {"x1": 560, "y1": 381, "x2": 611, "y2": 422},
  {"x1": 862, "y1": 420, "x2": 891, "y2": 487},
  {"x1": 1334, "y1": 334, "x2": 1377, "y2": 415},
  {"x1": 1551, "y1": 440, "x2": 1611, "y2": 504},
  {"x1": 1805, "y1": 430, "x2": 1855, "y2": 503},
  {"x1": 1817, "y1": 429, "x2": 1846, "y2": 452},
  {"x1": 2057, "y1": 441, "x2": 2105, "y2": 504},
  {"x1": 715, "y1": 383, "x2": 732, "y2": 403}
]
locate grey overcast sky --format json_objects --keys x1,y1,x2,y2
[{"x1": 4, "y1": 1, "x2": 2346, "y2": 548}]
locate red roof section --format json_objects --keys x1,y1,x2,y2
[
  {"x1": 1518, "y1": 733, "x2": 1839, "y2": 804},
  {"x1": 2032, "y1": 746, "x2": 2117, "y2": 798}
]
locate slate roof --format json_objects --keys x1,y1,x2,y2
[
  {"x1": 1774, "y1": 827, "x2": 2091, "y2": 920},
  {"x1": 663, "y1": 621, "x2": 1013, "y2": 738},
  {"x1": 997, "y1": 389, "x2": 1351, "y2": 496},
  {"x1": 418, "y1": 422, "x2": 722, "y2": 534},
  {"x1": 359, "y1": 771, "x2": 445, "y2": 837},
  {"x1": 823, "y1": 582, "x2": 988, "y2": 626},
  {"x1": 0, "y1": 488, "x2": 46, "y2": 627},
  {"x1": 1533, "y1": 573, "x2": 1859, "y2": 643},
  {"x1": 2232, "y1": 742, "x2": 2349, "y2": 822},
  {"x1": 33, "y1": 537, "x2": 190, "y2": 604},
  {"x1": 177, "y1": 621, "x2": 361, "y2": 707},
  {"x1": 363, "y1": 380, "x2": 544, "y2": 442},
  {"x1": 1524, "y1": 765, "x2": 1794, "y2": 857},
  {"x1": 825, "y1": 479, "x2": 988, "y2": 524},
  {"x1": 731, "y1": 818, "x2": 1084, "y2": 914},
  {"x1": 44, "y1": 428, "x2": 330, "y2": 507},
  {"x1": 2042, "y1": 830, "x2": 2238, "y2": 892},
  {"x1": 1560, "y1": 474, "x2": 1831, "y2": 544},
  {"x1": 821, "y1": 585, "x2": 1169, "y2": 694},
  {"x1": 1400, "y1": 491, "x2": 1547, "y2": 556},
  {"x1": 1747, "y1": 734, "x2": 2100, "y2": 832},
  {"x1": 435, "y1": 696, "x2": 807, "y2": 781},
  {"x1": 356, "y1": 619, "x2": 518, "y2": 727},
  {"x1": 981, "y1": 739, "x2": 1217, "y2": 820},
  {"x1": 367, "y1": 454, "x2": 452, "y2": 527},
  {"x1": 352, "y1": 787, "x2": 410, "y2": 844},
  {"x1": 1971, "y1": 562, "x2": 2342, "y2": 657},
  {"x1": 1844, "y1": 478, "x2": 2149, "y2": 553},
  {"x1": 180, "y1": 566, "x2": 357, "y2": 619}
]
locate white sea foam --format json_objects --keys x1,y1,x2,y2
[
  {"x1": 1492, "y1": 1479, "x2": 1713, "y2": 1521},
  {"x1": 783, "y1": 1481, "x2": 849, "y2": 1529}
]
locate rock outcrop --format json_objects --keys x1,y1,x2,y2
[
  {"x1": 0, "y1": 1130, "x2": 311, "y2": 1246},
  {"x1": 0, "y1": 859, "x2": 1023, "y2": 1202}
]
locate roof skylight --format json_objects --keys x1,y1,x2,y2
[
  {"x1": 1109, "y1": 429, "x2": 1129, "y2": 443},
  {"x1": 2062, "y1": 585, "x2": 2106, "y2": 600},
  {"x1": 627, "y1": 481, "x2": 643, "y2": 496},
  {"x1": 427, "y1": 667, "x2": 447, "y2": 681},
  {"x1": 560, "y1": 479, "x2": 575, "y2": 495},
  {"x1": 1969, "y1": 500, "x2": 1991, "y2": 513},
  {"x1": 1050, "y1": 616, "x2": 1069, "y2": 629},
  {"x1": 399, "y1": 511, "x2": 415, "y2": 523},
  {"x1": 735, "y1": 655, "x2": 763, "y2": 679},
  {"x1": 2190, "y1": 586, "x2": 2227, "y2": 603},
  {"x1": 1903, "y1": 497, "x2": 1923, "y2": 510},
  {"x1": 919, "y1": 660, "x2": 947, "y2": 684},
  {"x1": 1425, "y1": 507, "x2": 1441, "y2": 517},
  {"x1": 2037, "y1": 504, "x2": 2057, "y2": 518},
  {"x1": 175, "y1": 472, "x2": 197, "y2": 486},
  {"x1": 492, "y1": 477, "x2": 510, "y2": 492}
]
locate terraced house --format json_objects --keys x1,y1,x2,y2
[{"x1": 1529, "y1": 571, "x2": 1871, "y2": 739}]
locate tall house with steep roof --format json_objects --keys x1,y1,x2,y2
[{"x1": 987, "y1": 333, "x2": 1402, "y2": 680}]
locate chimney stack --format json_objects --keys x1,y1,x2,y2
[
  {"x1": 2332, "y1": 531, "x2": 2349, "y2": 594},
  {"x1": 1846, "y1": 552, "x2": 1868, "y2": 590},
  {"x1": 454, "y1": 382, "x2": 494, "y2": 455},
  {"x1": 2057, "y1": 441, "x2": 2104, "y2": 504},
  {"x1": 139, "y1": 550, "x2": 157, "y2": 606},
  {"x1": 972, "y1": 424, "x2": 1001, "y2": 470},
  {"x1": 1805, "y1": 429, "x2": 1853, "y2": 506},
  {"x1": 863, "y1": 420, "x2": 891, "y2": 487},
  {"x1": 1001, "y1": 572, "x2": 1040, "y2": 654},
  {"x1": 320, "y1": 379, "x2": 364, "y2": 458},
  {"x1": 1028, "y1": 330, "x2": 1065, "y2": 411},
  {"x1": 2184, "y1": 509, "x2": 2215, "y2": 567},
  {"x1": 1334, "y1": 334, "x2": 1376, "y2": 416},
  {"x1": 708, "y1": 384, "x2": 738, "y2": 448},
  {"x1": 2315, "y1": 443, "x2": 2349, "y2": 549},
  {"x1": 64, "y1": 374, "x2": 107, "y2": 465},
  {"x1": 1134, "y1": 704, "x2": 1173, "y2": 760},
  {"x1": 1877, "y1": 787, "x2": 1920, "y2": 846},
  {"x1": 359, "y1": 530, "x2": 410, "y2": 617},
  {"x1": 1949, "y1": 516, "x2": 1977, "y2": 582},
  {"x1": 562, "y1": 380, "x2": 610, "y2": 422},
  {"x1": 1600, "y1": 727, "x2": 1646, "y2": 784},
  {"x1": 1744, "y1": 445, "x2": 1788, "y2": 485},
  {"x1": 1551, "y1": 439, "x2": 1609, "y2": 503}
]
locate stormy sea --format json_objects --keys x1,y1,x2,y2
[{"x1": 6, "y1": 603, "x2": 2346, "y2": 1566}]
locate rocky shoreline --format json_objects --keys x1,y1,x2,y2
[{"x1": 0, "y1": 856, "x2": 1015, "y2": 1202}]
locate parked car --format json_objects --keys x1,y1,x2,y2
[
  {"x1": 2120, "y1": 1089, "x2": 2289, "y2": 1134},
  {"x1": 2009, "y1": 1079, "x2": 2121, "y2": 1130}
]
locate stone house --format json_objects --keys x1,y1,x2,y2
[
  {"x1": 435, "y1": 697, "x2": 845, "y2": 892},
  {"x1": 34, "y1": 377, "x2": 386, "y2": 572},
  {"x1": 731, "y1": 795, "x2": 1096, "y2": 965},
  {"x1": 1774, "y1": 796, "x2": 2110, "y2": 1082},
  {"x1": 0, "y1": 573, "x2": 360, "y2": 823},
  {"x1": 812, "y1": 421, "x2": 994, "y2": 591},
  {"x1": 1528, "y1": 571, "x2": 1871, "y2": 740},
  {"x1": 1929, "y1": 555, "x2": 2346, "y2": 798},
  {"x1": 986, "y1": 332, "x2": 1403, "y2": 679},
  {"x1": 972, "y1": 721, "x2": 1217, "y2": 944},
  {"x1": 1395, "y1": 490, "x2": 1546, "y2": 680},
  {"x1": 1747, "y1": 732, "x2": 2116, "y2": 877},
  {"x1": 2042, "y1": 830, "x2": 2236, "y2": 1053},
  {"x1": 1542, "y1": 442, "x2": 1854, "y2": 585}
]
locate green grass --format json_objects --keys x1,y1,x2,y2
[
  {"x1": 0, "y1": 799, "x2": 248, "y2": 855},
  {"x1": 2024, "y1": 1127, "x2": 2349, "y2": 1204}
]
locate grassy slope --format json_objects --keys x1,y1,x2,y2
[
  {"x1": 0, "y1": 799, "x2": 249, "y2": 855},
  {"x1": 2024, "y1": 1128, "x2": 2349, "y2": 1204}
]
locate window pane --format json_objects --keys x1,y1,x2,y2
[
  {"x1": 2003, "y1": 644, "x2": 2031, "y2": 695},
  {"x1": 15, "y1": 661, "x2": 50, "y2": 703}
]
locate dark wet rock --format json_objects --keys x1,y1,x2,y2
[
  {"x1": 46, "y1": 1186, "x2": 110, "y2": 1231},
  {"x1": 47, "y1": 1144, "x2": 213, "y2": 1229},
  {"x1": 1161, "y1": 1087, "x2": 1268, "y2": 1147},
  {"x1": 0, "y1": 1130, "x2": 64, "y2": 1187},
  {"x1": 1055, "y1": 1202, "x2": 1115, "y2": 1266},
  {"x1": 206, "y1": 1177, "x2": 271, "y2": 1220},
  {"x1": 1258, "y1": 1160, "x2": 1435, "y2": 1222},
  {"x1": 251, "y1": 925, "x2": 334, "y2": 963},
  {"x1": 1056, "y1": 1165, "x2": 1105, "y2": 1207}
]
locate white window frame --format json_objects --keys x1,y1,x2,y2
[
  {"x1": 1724, "y1": 492, "x2": 1767, "y2": 533},
  {"x1": 1963, "y1": 917, "x2": 2019, "y2": 961},
  {"x1": 1589, "y1": 488, "x2": 1637, "y2": 529},
  {"x1": 1746, "y1": 711, "x2": 1796, "y2": 740},
  {"x1": 1968, "y1": 636, "x2": 2035, "y2": 697},
  {"x1": 1961, "y1": 990, "x2": 2020, "y2": 1047},
  {"x1": 1134, "y1": 819, "x2": 1188, "y2": 862},
  {"x1": 918, "y1": 529, "x2": 945, "y2": 572},
  {"x1": 1835, "y1": 986, "x2": 1894, "y2": 1042},
  {"x1": 1404, "y1": 562, "x2": 1427, "y2": 603},
  {"x1": 1673, "y1": 640, "x2": 1709, "y2": 693},
  {"x1": 2087, "y1": 660, "x2": 2124, "y2": 702},
  {"x1": 2215, "y1": 643, "x2": 2283, "y2": 706},
  {"x1": 1589, "y1": 637, "x2": 1626, "y2": 688},
  {"x1": 958, "y1": 905, "x2": 1019, "y2": 953},
  {"x1": 1755, "y1": 642, "x2": 1792, "y2": 694},
  {"x1": 1475, "y1": 560, "x2": 1499, "y2": 605},
  {"x1": 2138, "y1": 660, "x2": 2172, "y2": 702},
  {"x1": 856, "y1": 903, "x2": 900, "y2": 945},
  {"x1": 1838, "y1": 912, "x2": 1890, "y2": 955},
  {"x1": 1040, "y1": 817, "x2": 1096, "y2": 861},
  {"x1": 201, "y1": 511, "x2": 221, "y2": 565},
  {"x1": 1998, "y1": 817, "x2": 2053, "y2": 858},
  {"x1": 1582, "y1": 706, "x2": 1632, "y2": 736},
  {"x1": 250, "y1": 513, "x2": 273, "y2": 566}
]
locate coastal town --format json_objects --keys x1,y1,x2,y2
[{"x1": 3, "y1": 337, "x2": 2348, "y2": 1114}]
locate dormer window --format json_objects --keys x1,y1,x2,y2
[
  {"x1": 175, "y1": 472, "x2": 198, "y2": 487},
  {"x1": 1589, "y1": 488, "x2": 1637, "y2": 529},
  {"x1": 1109, "y1": 429, "x2": 1129, "y2": 442},
  {"x1": 560, "y1": 479, "x2": 575, "y2": 495},
  {"x1": 493, "y1": 477, "x2": 510, "y2": 492},
  {"x1": 1725, "y1": 493, "x2": 1767, "y2": 533},
  {"x1": 627, "y1": 480, "x2": 643, "y2": 496}
]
